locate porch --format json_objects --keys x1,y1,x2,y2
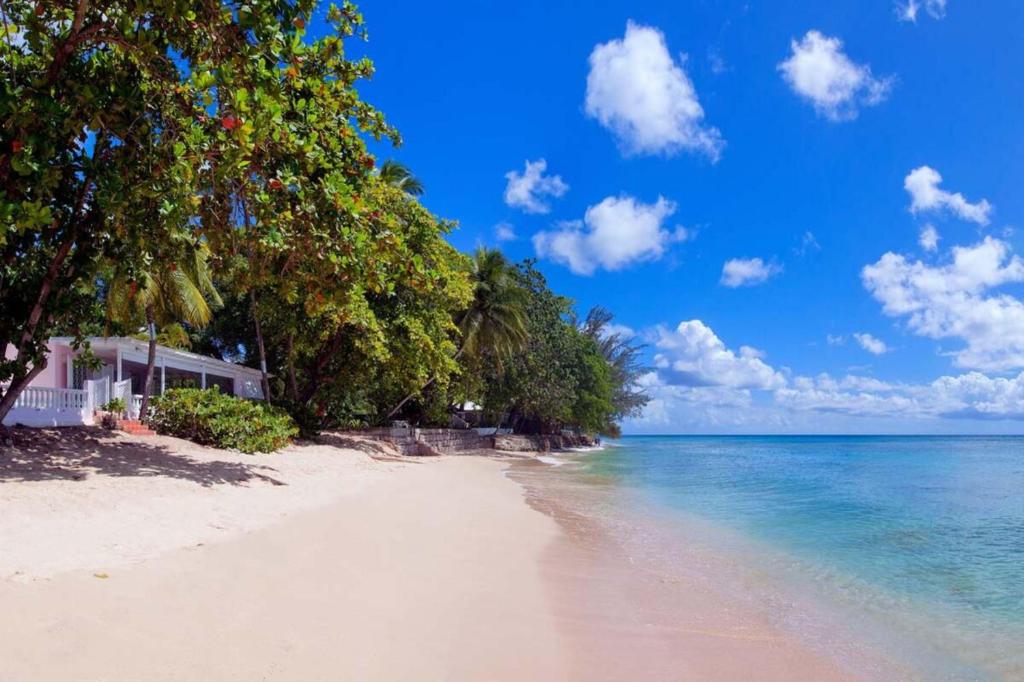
[{"x1": 3, "y1": 337, "x2": 265, "y2": 427}]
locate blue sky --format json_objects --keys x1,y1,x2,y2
[{"x1": 329, "y1": 1, "x2": 1024, "y2": 433}]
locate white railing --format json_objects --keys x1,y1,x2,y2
[
  {"x1": 13, "y1": 385, "x2": 88, "y2": 410},
  {"x1": 1, "y1": 384, "x2": 93, "y2": 427},
  {"x1": 85, "y1": 377, "x2": 110, "y2": 413},
  {"x1": 112, "y1": 379, "x2": 132, "y2": 404}
]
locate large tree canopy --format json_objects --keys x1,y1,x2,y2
[
  {"x1": 1, "y1": 0, "x2": 645, "y2": 438},
  {"x1": 0, "y1": 0, "x2": 389, "y2": 421}
]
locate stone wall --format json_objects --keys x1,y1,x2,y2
[
  {"x1": 350, "y1": 428, "x2": 598, "y2": 456},
  {"x1": 357, "y1": 427, "x2": 490, "y2": 456},
  {"x1": 493, "y1": 433, "x2": 599, "y2": 452}
]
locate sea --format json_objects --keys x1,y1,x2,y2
[{"x1": 516, "y1": 436, "x2": 1024, "y2": 681}]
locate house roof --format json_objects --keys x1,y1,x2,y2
[{"x1": 49, "y1": 336, "x2": 265, "y2": 378}]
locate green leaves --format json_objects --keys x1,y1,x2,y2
[
  {"x1": 150, "y1": 388, "x2": 298, "y2": 453},
  {"x1": 472, "y1": 262, "x2": 631, "y2": 436}
]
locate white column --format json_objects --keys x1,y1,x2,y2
[
  {"x1": 116, "y1": 348, "x2": 123, "y2": 382},
  {"x1": 65, "y1": 351, "x2": 73, "y2": 389},
  {"x1": 160, "y1": 362, "x2": 166, "y2": 395},
  {"x1": 201, "y1": 367, "x2": 206, "y2": 389}
]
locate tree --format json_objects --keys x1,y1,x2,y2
[
  {"x1": 480, "y1": 261, "x2": 576, "y2": 433},
  {"x1": 106, "y1": 241, "x2": 221, "y2": 420},
  {"x1": 196, "y1": 1, "x2": 400, "y2": 406},
  {"x1": 581, "y1": 306, "x2": 650, "y2": 422},
  {"x1": 476, "y1": 263, "x2": 641, "y2": 436},
  {"x1": 0, "y1": 0, "x2": 333, "y2": 424},
  {"x1": 0, "y1": 0, "x2": 179, "y2": 421},
  {"x1": 457, "y1": 248, "x2": 529, "y2": 363},
  {"x1": 386, "y1": 247, "x2": 527, "y2": 420},
  {"x1": 379, "y1": 160, "x2": 424, "y2": 196},
  {"x1": 196, "y1": 180, "x2": 472, "y2": 432}
]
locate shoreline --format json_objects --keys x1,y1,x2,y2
[
  {"x1": 511, "y1": 456, "x2": 867, "y2": 681},
  {"x1": 517, "y1": 442, "x2": 1024, "y2": 681},
  {"x1": 0, "y1": 428, "x2": 910, "y2": 680}
]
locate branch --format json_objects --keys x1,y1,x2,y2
[{"x1": 71, "y1": 0, "x2": 89, "y2": 36}]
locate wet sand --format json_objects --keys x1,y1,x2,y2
[{"x1": 515, "y1": 458, "x2": 858, "y2": 681}]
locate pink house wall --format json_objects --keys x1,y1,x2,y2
[{"x1": 3, "y1": 342, "x2": 69, "y2": 389}]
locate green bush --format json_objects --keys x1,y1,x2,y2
[
  {"x1": 150, "y1": 387, "x2": 299, "y2": 454},
  {"x1": 102, "y1": 397, "x2": 127, "y2": 415}
]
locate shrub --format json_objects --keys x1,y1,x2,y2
[
  {"x1": 276, "y1": 392, "x2": 374, "y2": 438},
  {"x1": 102, "y1": 398, "x2": 127, "y2": 415},
  {"x1": 149, "y1": 387, "x2": 298, "y2": 454}
]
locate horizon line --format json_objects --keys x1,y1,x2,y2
[{"x1": 616, "y1": 433, "x2": 1024, "y2": 438}]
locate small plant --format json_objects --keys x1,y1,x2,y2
[
  {"x1": 102, "y1": 398, "x2": 127, "y2": 416},
  {"x1": 149, "y1": 387, "x2": 298, "y2": 454}
]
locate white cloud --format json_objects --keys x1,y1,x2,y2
[
  {"x1": 602, "y1": 323, "x2": 636, "y2": 340},
  {"x1": 628, "y1": 372, "x2": 765, "y2": 431},
  {"x1": 776, "y1": 370, "x2": 1024, "y2": 421},
  {"x1": 630, "y1": 364, "x2": 1024, "y2": 433},
  {"x1": 919, "y1": 224, "x2": 940, "y2": 252},
  {"x1": 626, "y1": 326, "x2": 1024, "y2": 433},
  {"x1": 720, "y1": 258, "x2": 782, "y2": 287},
  {"x1": 796, "y1": 230, "x2": 821, "y2": 256},
  {"x1": 585, "y1": 21, "x2": 724, "y2": 159},
  {"x1": 838, "y1": 375, "x2": 897, "y2": 392},
  {"x1": 776, "y1": 375, "x2": 917, "y2": 417},
  {"x1": 827, "y1": 334, "x2": 847, "y2": 346},
  {"x1": 532, "y1": 195, "x2": 685, "y2": 275},
  {"x1": 904, "y1": 166, "x2": 992, "y2": 225},
  {"x1": 929, "y1": 372, "x2": 1024, "y2": 419},
  {"x1": 653, "y1": 320, "x2": 787, "y2": 390},
  {"x1": 897, "y1": 0, "x2": 947, "y2": 22},
  {"x1": 494, "y1": 222, "x2": 516, "y2": 242},
  {"x1": 862, "y1": 237, "x2": 1024, "y2": 371},
  {"x1": 854, "y1": 332, "x2": 890, "y2": 355},
  {"x1": 778, "y1": 30, "x2": 893, "y2": 121},
  {"x1": 503, "y1": 159, "x2": 568, "y2": 214}
]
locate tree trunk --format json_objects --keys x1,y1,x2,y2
[
  {"x1": 285, "y1": 334, "x2": 299, "y2": 402},
  {"x1": 138, "y1": 305, "x2": 157, "y2": 422},
  {"x1": 385, "y1": 376, "x2": 436, "y2": 422},
  {"x1": 1, "y1": 136, "x2": 103, "y2": 426},
  {"x1": 384, "y1": 346, "x2": 465, "y2": 422},
  {"x1": 297, "y1": 331, "x2": 345, "y2": 405},
  {"x1": 250, "y1": 290, "x2": 271, "y2": 403}
]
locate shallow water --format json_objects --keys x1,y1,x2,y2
[{"x1": 523, "y1": 436, "x2": 1024, "y2": 680}]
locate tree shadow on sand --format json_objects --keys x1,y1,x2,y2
[{"x1": 0, "y1": 427, "x2": 286, "y2": 487}]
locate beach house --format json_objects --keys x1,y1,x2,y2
[{"x1": 2, "y1": 337, "x2": 265, "y2": 427}]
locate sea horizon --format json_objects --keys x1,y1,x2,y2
[{"x1": 621, "y1": 433, "x2": 1024, "y2": 438}]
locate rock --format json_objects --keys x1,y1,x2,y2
[{"x1": 493, "y1": 433, "x2": 598, "y2": 452}]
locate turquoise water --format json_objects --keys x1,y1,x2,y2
[{"x1": 577, "y1": 436, "x2": 1024, "y2": 679}]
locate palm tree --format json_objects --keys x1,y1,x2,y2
[
  {"x1": 456, "y1": 247, "x2": 529, "y2": 364},
  {"x1": 386, "y1": 248, "x2": 529, "y2": 420},
  {"x1": 107, "y1": 242, "x2": 222, "y2": 421},
  {"x1": 379, "y1": 159, "x2": 425, "y2": 196}
]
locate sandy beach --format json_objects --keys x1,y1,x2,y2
[{"x1": 1, "y1": 428, "x2": 854, "y2": 681}]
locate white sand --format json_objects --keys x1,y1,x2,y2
[
  {"x1": 0, "y1": 428, "x2": 858, "y2": 681},
  {"x1": 0, "y1": 429, "x2": 566, "y2": 680},
  {"x1": 0, "y1": 430, "x2": 398, "y2": 580}
]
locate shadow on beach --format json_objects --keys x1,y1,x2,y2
[{"x1": 0, "y1": 427, "x2": 285, "y2": 487}]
